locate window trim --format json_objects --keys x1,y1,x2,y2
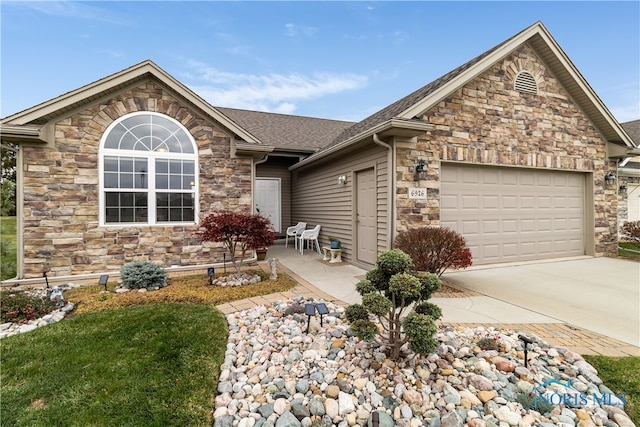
[{"x1": 99, "y1": 111, "x2": 199, "y2": 226}]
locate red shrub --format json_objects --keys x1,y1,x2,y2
[
  {"x1": 198, "y1": 211, "x2": 275, "y2": 272},
  {"x1": 394, "y1": 226, "x2": 472, "y2": 276}
]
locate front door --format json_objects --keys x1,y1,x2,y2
[
  {"x1": 255, "y1": 178, "x2": 281, "y2": 233},
  {"x1": 356, "y1": 168, "x2": 377, "y2": 264}
]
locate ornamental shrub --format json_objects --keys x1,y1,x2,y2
[
  {"x1": 345, "y1": 249, "x2": 442, "y2": 360},
  {"x1": 621, "y1": 220, "x2": 640, "y2": 243},
  {"x1": 121, "y1": 261, "x2": 168, "y2": 290},
  {"x1": 198, "y1": 211, "x2": 276, "y2": 273},
  {"x1": 394, "y1": 226, "x2": 472, "y2": 276}
]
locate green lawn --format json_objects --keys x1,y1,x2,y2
[
  {"x1": 1, "y1": 303, "x2": 227, "y2": 426},
  {"x1": 618, "y1": 241, "x2": 640, "y2": 260},
  {"x1": 584, "y1": 355, "x2": 639, "y2": 425},
  {"x1": 1, "y1": 215, "x2": 17, "y2": 280}
]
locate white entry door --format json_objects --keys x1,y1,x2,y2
[{"x1": 255, "y1": 178, "x2": 281, "y2": 233}]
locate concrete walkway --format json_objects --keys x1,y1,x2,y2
[{"x1": 217, "y1": 243, "x2": 639, "y2": 357}]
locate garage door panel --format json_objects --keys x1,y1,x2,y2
[{"x1": 441, "y1": 165, "x2": 585, "y2": 265}]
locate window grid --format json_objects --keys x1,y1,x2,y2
[{"x1": 100, "y1": 112, "x2": 198, "y2": 226}]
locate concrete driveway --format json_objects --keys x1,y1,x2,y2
[{"x1": 443, "y1": 257, "x2": 640, "y2": 347}]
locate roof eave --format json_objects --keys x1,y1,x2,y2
[
  {"x1": 291, "y1": 119, "x2": 433, "y2": 170},
  {"x1": 608, "y1": 143, "x2": 640, "y2": 159},
  {"x1": 233, "y1": 141, "x2": 275, "y2": 160},
  {"x1": 0, "y1": 125, "x2": 46, "y2": 144}
]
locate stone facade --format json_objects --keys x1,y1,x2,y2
[
  {"x1": 21, "y1": 81, "x2": 252, "y2": 279},
  {"x1": 395, "y1": 45, "x2": 617, "y2": 256}
]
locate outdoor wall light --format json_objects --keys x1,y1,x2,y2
[
  {"x1": 619, "y1": 184, "x2": 627, "y2": 194},
  {"x1": 414, "y1": 159, "x2": 427, "y2": 181},
  {"x1": 337, "y1": 175, "x2": 347, "y2": 185},
  {"x1": 604, "y1": 172, "x2": 617, "y2": 186}
]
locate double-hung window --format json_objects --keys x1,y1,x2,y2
[{"x1": 100, "y1": 112, "x2": 198, "y2": 225}]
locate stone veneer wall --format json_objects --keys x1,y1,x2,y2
[
  {"x1": 21, "y1": 81, "x2": 252, "y2": 279},
  {"x1": 395, "y1": 44, "x2": 617, "y2": 257}
]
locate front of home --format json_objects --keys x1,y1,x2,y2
[{"x1": 1, "y1": 21, "x2": 636, "y2": 282}]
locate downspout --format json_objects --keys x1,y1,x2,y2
[
  {"x1": 253, "y1": 154, "x2": 269, "y2": 214},
  {"x1": 16, "y1": 146, "x2": 23, "y2": 279},
  {"x1": 373, "y1": 133, "x2": 394, "y2": 249}
]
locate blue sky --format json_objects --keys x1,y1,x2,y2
[{"x1": 1, "y1": 1, "x2": 639, "y2": 124}]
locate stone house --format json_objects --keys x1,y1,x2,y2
[{"x1": 1, "y1": 21, "x2": 636, "y2": 283}]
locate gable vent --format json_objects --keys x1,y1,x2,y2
[{"x1": 514, "y1": 71, "x2": 538, "y2": 94}]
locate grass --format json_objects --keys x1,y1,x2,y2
[
  {"x1": 618, "y1": 241, "x2": 640, "y2": 260},
  {"x1": 1, "y1": 215, "x2": 17, "y2": 280},
  {"x1": 1, "y1": 303, "x2": 226, "y2": 426},
  {"x1": 1, "y1": 270, "x2": 297, "y2": 426},
  {"x1": 583, "y1": 355, "x2": 640, "y2": 425}
]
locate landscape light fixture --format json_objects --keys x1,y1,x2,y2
[{"x1": 98, "y1": 274, "x2": 109, "y2": 291}]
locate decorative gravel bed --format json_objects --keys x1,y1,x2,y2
[{"x1": 214, "y1": 297, "x2": 633, "y2": 427}]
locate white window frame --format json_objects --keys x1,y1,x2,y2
[{"x1": 99, "y1": 111, "x2": 199, "y2": 226}]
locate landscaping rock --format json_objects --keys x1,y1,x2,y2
[{"x1": 210, "y1": 298, "x2": 632, "y2": 427}]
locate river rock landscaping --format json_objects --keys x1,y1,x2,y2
[{"x1": 215, "y1": 297, "x2": 633, "y2": 427}]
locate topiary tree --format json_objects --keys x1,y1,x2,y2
[
  {"x1": 121, "y1": 261, "x2": 168, "y2": 290},
  {"x1": 621, "y1": 220, "x2": 640, "y2": 243},
  {"x1": 198, "y1": 211, "x2": 275, "y2": 273},
  {"x1": 345, "y1": 249, "x2": 442, "y2": 360},
  {"x1": 394, "y1": 226, "x2": 472, "y2": 276}
]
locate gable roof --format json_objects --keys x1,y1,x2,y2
[
  {"x1": 324, "y1": 21, "x2": 634, "y2": 153},
  {"x1": 0, "y1": 60, "x2": 261, "y2": 146},
  {"x1": 216, "y1": 107, "x2": 353, "y2": 153}
]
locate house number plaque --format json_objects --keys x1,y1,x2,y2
[{"x1": 408, "y1": 188, "x2": 427, "y2": 200}]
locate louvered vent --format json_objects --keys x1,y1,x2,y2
[{"x1": 514, "y1": 71, "x2": 538, "y2": 94}]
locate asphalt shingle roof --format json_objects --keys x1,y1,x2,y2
[
  {"x1": 622, "y1": 120, "x2": 640, "y2": 146},
  {"x1": 215, "y1": 107, "x2": 354, "y2": 152}
]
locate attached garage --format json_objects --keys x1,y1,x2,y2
[{"x1": 441, "y1": 164, "x2": 586, "y2": 265}]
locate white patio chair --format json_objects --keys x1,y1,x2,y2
[
  {"x1": 285, "y1": 222, "x2": 307, "y2": 249},
  {"x1": 297, "y1": 224, "x2": 322, "y2": 255}
]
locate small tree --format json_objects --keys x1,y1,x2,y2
[
  {"x1": 345, "y1": 249, "x2": 442, "y2": 360},
  {"x1": 198, "y1": 211, "x2": 275, "y2": 273},
  {"x1": 394, "y1": 226, "x2": 472, "y2": 276},
  {"x1": 621, "y1": 220, "x2": 640, "y2": 243}
]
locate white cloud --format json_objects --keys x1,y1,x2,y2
[
  {"x1": 285, "y1": 23, "x2": 317, "y2": 37},
  {"x1": 19, "y1": 1, "x2": 124, "y2": 24},
  {"x1": 183, "y1": 61, "x2": 368, "y2": 114}
]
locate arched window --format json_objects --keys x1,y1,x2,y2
[{"x1": 99, "y1": 112, "x2": 198, "y2": 225}]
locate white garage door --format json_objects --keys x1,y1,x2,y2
[
  {"x1": 441, "y1": 165, "x2": 585, "y2": 265},
  {"x1": 628, "y1": 185, "x2": 640, "y2": 222}
]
